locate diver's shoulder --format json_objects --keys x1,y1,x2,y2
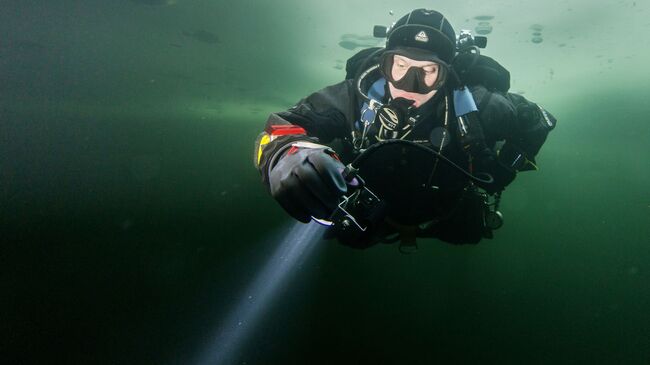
[{"x1": 468, "y1": 85, "x2": 515, "y2": 113}]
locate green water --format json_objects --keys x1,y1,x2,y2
[{"x1": 2, "y1": 0, "x2": 649, "y2": 364}]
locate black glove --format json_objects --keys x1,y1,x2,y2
[
  {"x1": 269, "y1": 143, "x2": 347, "y2": 223},
  {"x1": 473, "y1": 148, "x2": 516, "y2": 194}
]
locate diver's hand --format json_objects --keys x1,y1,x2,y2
[
  {"x1": 269, "y1": 142, "x2": 347, "y2": 223},
  {"x1": 474, "y1": 149, "x2": 516, "y2": 194}
]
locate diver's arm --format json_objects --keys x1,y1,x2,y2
[
  {"x1": 469, "y1": 85, "x2": 556, "y2": 192},
  {"x1": 253, "y1": 81, "x2": 358, "y2": 221},
  {"x1": 503, "y1": 92, "x2": 557, "y2": 172},
  {"x1": 468, "y1": 85, "x2": 518, "y2": 192},
  {"x1": 255, "y1": 80, "x2": 357, "y2": 187}
]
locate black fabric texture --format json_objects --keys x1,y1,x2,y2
[
  {"x1": 268, "y1": 146, "x2": 347, "y2": 223},
  {"x1": 452, "y1": 53, "x2": 511, "y2": 92},
  {"x1": 386, "y1": 9, "x2": 457, "y2": 64}
]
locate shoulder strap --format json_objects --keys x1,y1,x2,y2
[{"x1": 356, "y1": 78, "x2": 386, "y2": 130}]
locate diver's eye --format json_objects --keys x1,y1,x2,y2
[{"x1": 422, "y1": 65, "x2": 438, "y2": 74}]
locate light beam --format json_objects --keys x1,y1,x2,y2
[{"x1": 194, "y1": 221, "x2": 325, "y2": 365}]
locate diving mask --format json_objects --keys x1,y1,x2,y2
[{"x1": 380, "y1": 50, "x2": 448, "y2": 93}]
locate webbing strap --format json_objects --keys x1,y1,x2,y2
[
  {"x1": 453, "y1": 87, "x2": 478, "y2": 117},
  {"x1": 357, "y1": 78, "x2": 386, "y2": 129}
]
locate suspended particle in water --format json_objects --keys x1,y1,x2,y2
[
  {"x1": 530, "y1": 24, "x2": 544, "y2": 31},
  {"x1": 389, "y1": 10, "x2": 394, "y2": 16},
  {"x1": 531, "y1": 36, "x2": 543, "y2": 44},
  {"x1": 558, "y1": 43, "x2": 567, "y2": 47},
  {"x1": 474, "y1": 15, "x2": 494, "y2": 21},
  {"x1": 532, "y1": 32, "x2": 542, "y2": 37},
  {"x1": 475, "y1": 22, "x2": 493, "y2": 35}
]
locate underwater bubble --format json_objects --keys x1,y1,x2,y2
[
  {"x1": 531, "y1": 36, "x2": 543, "y2": 44},
  {"x1": 129, "y1": 0, "x2": 177, "y2": 5},
  {"x1": 339, "y1": 34, "x2": 380, "y2": 49},
  {"x1": 338, "y1": 40, "x2": 357, "y2": 50},
  {"x1": 530, "y1": 24, "x2": 544, "y2": 31},
  {"x1": 475, "y1": 23, "x2": 493, "y2": 35},
  {"x1": 474, "y1": 15, "x2": 495, "y2": 21},
  {"x1": 182, "y1": 29, "x2": 220, "y2": 44}
]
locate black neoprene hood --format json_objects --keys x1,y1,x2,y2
[{"x1": 386, "y1": 9, "x2": 457, "y2": 65}]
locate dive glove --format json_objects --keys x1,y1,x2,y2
[
  {"x1": 268, "y1": 142, "x2": 348, "y2": 223},
  {"x1": 473, "y1": 150, "x2": 516, "y2": 194}
]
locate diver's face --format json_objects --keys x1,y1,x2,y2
[
  {"x1": 388, "y1": 55, "x2": 439, "y2": 107},
  {"x1": 391, "y1": 55, "x2": 440, "y2": 86}
]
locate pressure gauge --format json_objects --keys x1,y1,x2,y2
[{"x1": 485, "y1": 210, "x2": 504, "y2": 230}]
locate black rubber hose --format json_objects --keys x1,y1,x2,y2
[{"x1": 350, "y1": 139, "x2": 494, "y2": 185}]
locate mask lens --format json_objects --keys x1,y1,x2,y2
[
  {"x1": 391, "y1": 57, "x2": 410, "y2": 82},
  {"x1": 380, "y1": 53, "x2": 447, "y2": 93},
  {"x1": 381, "y1": 53, "x2": 447, "y2": 94}
]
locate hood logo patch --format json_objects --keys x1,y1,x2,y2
[{"x1": 415, "y1": 30, "x2": 429, "y2": 43}]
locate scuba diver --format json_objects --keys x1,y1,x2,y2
[{"x1": 254, "y1": 9, "x2": 556, "y2": 250}]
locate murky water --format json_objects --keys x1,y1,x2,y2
[{"x1": 2, "y1": 0, "x2": 649, "y2": 364}]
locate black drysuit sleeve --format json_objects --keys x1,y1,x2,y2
[
  {"x1": 470, "y1": 85, "x2": 556, "y2": 192},
  {"x1": 255, "y1": 80, "x2": 359, "y2": 187}
]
